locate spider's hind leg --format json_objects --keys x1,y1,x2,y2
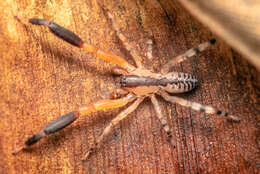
[
  {"x1": 150, "y1": 94, "x2": 172, "y2": 138},
  {"x1": 159, "y1": 90, "x2": 241, "y2": 123}
]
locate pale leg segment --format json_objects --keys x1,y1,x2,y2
[
  {"x1": 101, "y1": 5, "x2": 144, "y2": 68},
  {"x1": 82, "y1": 96, "x2": 145, "y2": 160},
  {"x1": 159, "y1": 90, "x2": 241, "y2": 122},
  {"x1": 161, "y1": 40, "x2": 216, "y2": 74},
  {"x1": 150, "y1": 94, "x2": 171, "y2": 138}
]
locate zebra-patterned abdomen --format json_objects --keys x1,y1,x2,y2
[{"x1": 161, "y1": 72, "x2": 198, "y2": 93}]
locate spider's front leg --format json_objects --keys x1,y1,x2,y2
[
  {"x1": 28, "y1": 18, "x2": 135, "y2": 72},
  {"x1": 12, "y1": 93, "x2": 136, "y2": 155}
]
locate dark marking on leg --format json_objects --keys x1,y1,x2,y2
[
  {"x1": 25, "y1": 131, "x2": 46, "y2": 146},
  {"x1": 200, "y1": 106, "x2": 206, "y2": 112},
  {"x1": 29, "y1": 18, "x2": 48, "y2": 25},
  {"x1": 162, "y1": 123, "x2": 168, "y2": 128},
  {"x1": 167, "y1": 131, "x2": 172, "y2": 138},
  {"x1": 193, "y1": 47, "x2": 200, "y2": 53},
  {"x1": 210, "y1": 38, "x2": 216, "y2": 44},
  {"x1": 12, "y1": 111, "x2": 78, "y2": 155},
  {"x1": 216, "y1": 110, "x2": 222, "y2": 115},
  {"x1": 44, "y1": 112, "x2": 78, "y2": 135},
  {"x1": 29, "y1": 18, "x2": 84, "y2": 47}
]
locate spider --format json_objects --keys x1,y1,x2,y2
[{"x1": 13, "y1": 5, "x2": 241, "y2": 161}]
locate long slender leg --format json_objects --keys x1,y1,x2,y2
[
  {"x1": 161, "y1": 39, "x2": 216, "y2": 74},
  {"x1": 82, "y1": 96, "x2": 145, "y2": 160},
  {"x1": 12, "y1": 93, "x2": 136, "y2": 155},
  {"x1": 29, "y1": 18, "x2": 136, "y2": 72},
  {"x1": 159, "y1": 90, "x2": 241, "y2": 122},
  {"x1": 150, "y1": 94, "x2": 171, "y2": 138},
  {"x1": 100, "y1": 5, "x2": 144, "y2": 68}
]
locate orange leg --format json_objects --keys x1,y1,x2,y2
[
  {"x1": 77, "y1": 93, "x2": 136, "y2": 116},
  {"x1": 29, "y1": 18, "x2": 136, "y2": 72},
  {"x1": 12, "y1": 93, "x2": 136, "y2": 155}
]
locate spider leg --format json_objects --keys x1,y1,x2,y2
[
  {"x1": 12, "y1": 93, "x2": 136, "y2": 155},
  {"x1": 159, "y1": 90, "x2": 241, "y2": 123},
  {"x1": 146, "y1": 38, "x2": 153, "y2": 60},
  {"x1": 161, "y1": 39, "x2": 216, "y2": 74},
  {"x1": 29, "y1": 18, "x2": 136, "y2": 72},
  {"x1": 101, "y1": 5, "x2": 144, "y2": 68},
  {"x1": 82, "y1": 96, "x2": 145, "y2": 161},
  {"x1": 150, "y1": 94, "x2": 171, "y2": 138}
]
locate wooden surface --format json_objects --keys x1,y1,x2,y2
[
  {"x1": 0, "y1": 0, "x2": 259, "y2": 173},
  {"x1": 178, "y1": 0, "x2": 260, "y2": 71}
]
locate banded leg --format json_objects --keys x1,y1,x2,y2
[
  {"x1": 159, "y1": 90, "x2": 241, "y2": 122},
  {"x1": 101, "y1": 5, "x2": 144, "y2": 68},
  {"x1": 150, "y1": 94, "x2": 171, "y2": 138},
  {"x1": 12, "y1": 93, "x2": 136, "y2": 155},
  {"x1": 161, "y1": 39, "x2": 216, "y2": 74},
  {"x1": 29, "y1": 18, "x2": 136, "y2": 72},
  {"x1": 82, "y1": 96, "x2": 145, "y2": 160}
]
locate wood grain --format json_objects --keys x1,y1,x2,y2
[{"x1": 0, "y1": 0, "x2": 259, "y2": 173}]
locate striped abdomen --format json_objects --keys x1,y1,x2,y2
[
  {"x1": 161, "y1": 72, "x2": 198, "y2": 93},
  {"x1": 120, "y1": 72, "x2": 198, "y2": 93}
]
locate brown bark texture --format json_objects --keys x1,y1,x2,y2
[{"x1": 0, "y1": 0, "x2": 259, "y2": 174}]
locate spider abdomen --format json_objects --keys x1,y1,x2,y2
[{"x1": 162, "y1": 72, "x2": 198, "y2": 93}]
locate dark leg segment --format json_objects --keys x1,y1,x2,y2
[
  {"x1": 29, "y1": 18, "x2": 84, "y2": 47},
  {"x1": 13, "y1": 112, "x2": 78, "y2": 155},
  {"x1": 44, "y1": 112, "x2": 78, "y2": 134}
]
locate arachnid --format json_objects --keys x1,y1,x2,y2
[{"x1": 13, "y1": 5, "x2": 241, "y2": 160}]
